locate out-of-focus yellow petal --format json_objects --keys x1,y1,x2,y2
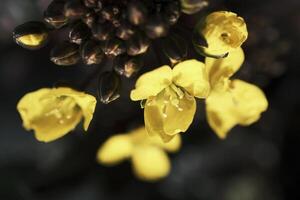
[
  {"x1": 196, "y1": 11, "x2": 248, "y2": 57},
  {"x1": 97, "y1": 135, "x2": 133, "y2": 165},
  {"x1": 144, "y1": 88, "x2": 196, "y2": 142},
  {"x1": 17, "y1": 87, "x2": 97, "y2": 142},
  {"x1": 130, "y1": 66, "x2": 173, "y2": 101},
  {"x1": 205, "y1": 47, "x2": 244, "y2": 87},
  {"x1": 132, "y1": 146, "x2": 170, "y2": 181},
  {"x1": 155, "y1": 134, "x2": 181, "y2": 153},
  {"x1": 206, "y1": 80, "x2": 268, "y2": 138},
  {"x1": 172, "y1": 59, "x2": 210, "y2": 98}
]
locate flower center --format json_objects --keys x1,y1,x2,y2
[
  {"x1": 42, "y1": 96, "x2": 80, "y2": 124},
  {"x1": 146, "y1": 84, "x2": 186, "y2": 118}
]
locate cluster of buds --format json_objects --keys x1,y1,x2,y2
[{"x1": 13, "y1": 0, "x2": 208, "y2": 104}]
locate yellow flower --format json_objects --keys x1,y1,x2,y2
[
  {"x1": 130, "y1": 60, "x2": 210, "y2": 142},
  {"x1": 205, "y1": 48, "x2": 268, "y2": 138},
  {"x1": 97, "y1": 127, "x2": 181, "y2": 181},
  {"x1": 17, "y1": 87, "x2": 97, "y2": 142},
  {"x1": 194, "y1": 11, "x2": 248, "y2": 58}
]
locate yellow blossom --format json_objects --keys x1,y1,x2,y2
[
  {"x1": 130, "y1": 60, "x2": 210, "y2": 142},
  {"x1": 194, "y1": 11, "x2": 248, "y2": 58},
  {"x1": 17, "y1": 87, "x2": 97, "y2": 142},
  {"x1": 205, "y1": 48, "x2": 268, "y2": 138},
  {"x1": 97, "y1": 127, "x2": 181, "y2": 181}
]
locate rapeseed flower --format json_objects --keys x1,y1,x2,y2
[
  {"x1": 97, "y1": 127, "x2": 181, "y2": 181},
  {"x1": 130, "y1": 60, "x2": 210, "y2": 142},
  {"x1": 194, "y1": 11, "x2": 248, "y2": 58},
  {"x1": 17, "y1": 87, "x2": 97, "y2": 142},
  {"x1": 205, "y1": 48, "x2": 268, "y2": 138}
]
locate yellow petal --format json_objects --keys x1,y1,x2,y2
[
  {"x1": 132, "y1": 127, "x2": 182, "y2": 152},
  {"x1": 206, "y1": 80, "x2": 268, "y2": 138},
  {"x1": 132, "y1": 146, "x2": 170, "y2": 181},
  {"x1": 43, "y1": 87, "x2": 97, "y2": 131},
  {"x1": 17, "y1": 87, "x2": 97, "y2": 142},
  {"x1": 97, "y1": 135, "x2": 133, "y2": 165},
  {"x1": 155, "y1": 134, "x2": 182, "y2": 153},
  {"x1": 196, "y1": 11, "x2": 248, "y2": 56},
  {"x1": 17, "y1": 33, "x2": 47, "y2": 47},
  {"x1": 205, "y1": 47, "x2": 244, "y2": 87},
  {"x1": 130, "y1": 66, "x2": 173, "y2": 101},
  {"x1": 144, "y1": 88, "x2": 196, "y2": 142},
  {"x1": 172, "y1": 59, "x2": 210, "y2": 98}
]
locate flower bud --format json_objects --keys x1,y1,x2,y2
[
  {"x1": 13, "y1": 21, "x2": 48, "y2": 50},
  {"x1": 144, "y1": 15, "x2": 169, "y2": 39},
  {"x1": 101, "y1": 5, "x2": 120, "y2": 21},
  {"x1": 44, "y1": 0, "x2": 68, "y2": 29},
  {"x1": 98, "y1": 71, "x2": 121, "y2": 104},
  {"x1": 92, "y1": 22, "x2": 114, "y2": 41},
  {"x1": 50, "y1": 41, "x2": 80, "y2": 65},
  {"x1": 64, "y1": 0, "x2": 88, "y2": 19},
  {"x1": 116, "y1": 22, "x2": 135, "y2": 40},
  {"x1": 80, "y1": 40, "x2": 104, "y2": 65},
  {"x1": 180, "y1": 0, "x2": 208, "y2": 15},
  {"x1": 83, "y1": 0, "x2": 98, "y2": 8},
  {"x1": 69, "y1": 22, "x2": 91, "y2": 44},
  {"x1": 126, "y1": 33, "x2": 150, "y2": 56},
  {"x1": 193, "y1": 11, "x2": 248, "y2": 58},
  {"x1": 163, "y1": 1, "x2": 181, "y2": 25},
  {"x1": 101, "y1": 38, "x2": 126, "y2": 57},
  {"x1": 82, "y1": 11, "x2": 97, "y2": 28},
  {"x1": 114, "y1": 55, "x2": 143, "y2": 78},
  {"x1": 162, "y1": 34, "x2": 187, "y2": 65},
  {"x1": 127, "y1": 1, "x2": 147, "y2": 25}
]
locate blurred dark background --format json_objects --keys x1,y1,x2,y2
[{"x1": 1, "y1": 0, "x2": 299, "y2": 199}]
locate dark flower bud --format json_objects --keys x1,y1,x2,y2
[
  {"x1": 82, "y1": 11, "x2": 97, "y2": 28},
  {"x1": 144, "y1": 15, "x2": 169, "y2": 39},
  {"x1": 98, "y1": 71, "x2": 121, "y2": 104},
  {"x1": 80, "y1": 40, "x2": 104, "y2": 65},
  {"x1": 127, "y1": 1, "x2": 147, "y2": 25},
  {"x1": 101, "y1": 38, "x2": 126, "y2": 57},
  {"x1": 114, "y1": 55, "x2": 143, "y2": 78},
  {"x1": 162, "y1": 34, "x2": 187, "y2": 65},
  {"x1": 92, "y1": 22, "x2": 114, "y2": 41},
  {"x1": 64, "y1": 0, "x2": 88, "y2": 19},
  {"x1": 50, "y1": 41, "x2": 80, "y2": 66},
  {"x1": 180, "y1": 0, "x2": 208, "y2": 15},
  {"x1": 116, "y1": 22, "x2": 135, "y2": 40},
  {"x1": 126, "y1": 32, "x2": 150, "y2": 56},
  {"x1": 44, "y1": 0, "x2": 68, "y2": 29},
  {"x1": 94, "y1": 0, "x2": 103, "y2": 12},
  {"x1": 112, "y1": 18, "x2": 121, "y2": 28},
  {"x1": 101, "y1": 5, "x2": 120, "y2": 21},
  {"x1": 69, "y1": 22, "x2": 91, "y2": 44},
  {"x1": 13, "y1": 21, "x2": 48, "y2": 50},
  {"x1": 83, "y1": 0, "x2": 98, "y2": 8},
  {"x1": 163, "y1": 1, "x2": 181, "y2": 25}
]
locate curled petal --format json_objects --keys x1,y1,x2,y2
[
  {"x1": 40, "y1": 87, "x2": 97, "y2": 131},
  {"x1": 195, "y1": 11, "x2": 248, "y2": 57},
  {"x1": 172, "y1": 59, "x2": 210, "y2": 98},
  {"x1": 132, "y1": 146, "x2": 170, "y2": 181},
  {"x1": 144, "y1": 89, "x2": 196, "y2": 142},
  {"x1": 17, "y1": 87, "x2": 97, "y2": 142},
  {"x1": 205, "y1": 47, "x2": 244, "y2": 87},
  {"x1": 130, "y1": 66, "x2": 173, "y2": 101},
  {"x1": 97, "y1": 135, "x2": 133, "y2": 165},
  {"x1": 206, "y1": 80, "x2": 268, "y2": 138}
]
